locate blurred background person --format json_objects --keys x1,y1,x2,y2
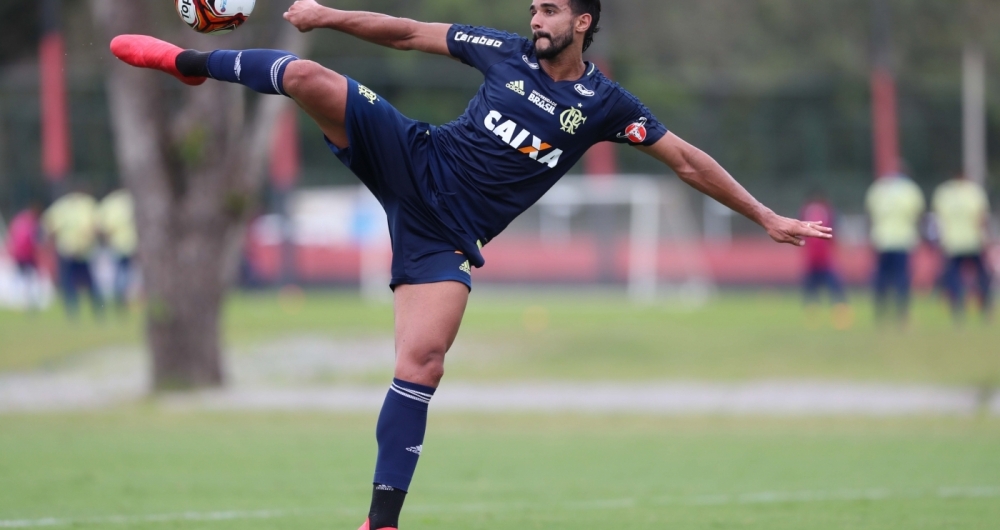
[
  {"x1": 801, "y1": 189, "x2": 852, "y2": 330},
  {"x1": 865, "y1": 172, "x2": 925, "y2": 325},
  {"x1": 42, "y1": 189, "x2": 103, "y2": 319},
  {"x1": 4, "y1": 203, "x2": 44, "y2": 310},
  {"x1": 932, "y1": 172, "x2": 992, "y2": 322},
  {"x1": 97, "y1": 188, "x2": 137, "y2": 312}
]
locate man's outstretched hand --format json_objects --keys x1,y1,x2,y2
[
  {"x1": 761, "y1": 212, "x2": 834, "y2": 247},
  {"x1": 284, "y1": 0, "x2": 326, "y2": 32}
]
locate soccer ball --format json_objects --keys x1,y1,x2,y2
[{"x1": 175, "y1": 0, "x2": 256, "y2": 35}]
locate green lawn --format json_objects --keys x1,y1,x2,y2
[
  {"x1": 1, "y1": 291, "x2": 997, "y2": 385},
  {"x1": 0, "y1": 412, "x2": 998, "y2": 529},
  {"x1": 3, "y1": 292, "x2": 998, "y2": 529}
]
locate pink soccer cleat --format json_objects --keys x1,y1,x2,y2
[
  {"x1": 109, "y1": 34, "x2": 207, "y2": 86},
  {"x1": 359, "y1": 518, "x2": 397, "y2": 530}
]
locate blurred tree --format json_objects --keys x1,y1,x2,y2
[{"x1": 90, "y1": 0, "x2": 307, "y2": 390}]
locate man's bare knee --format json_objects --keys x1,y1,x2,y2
[
  {"x1": 283, "y1": 60, "x2": 344, "y2": 100},
  {"x1": 396, "y1": 348, "x2": 448, "y2": 387},
  {"x1": 418, "y1": 359, "x2": 445, "y2": 387}
]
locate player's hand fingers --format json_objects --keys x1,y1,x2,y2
[
  {"x1": 765, "y1": 216, "x2": 832, "y2": 245},
  {"x1": 795, "y1": 221, "x2": 833, "y2": 239},
  {"x1": 806, "y1": 220, "x2": 834, "y2": 235}
]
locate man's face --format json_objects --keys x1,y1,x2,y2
[{"x1": 530, "y1": 0, "x2": 578, "y2": 60}]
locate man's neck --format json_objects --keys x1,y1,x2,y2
[{"x1": 539, "y1": 50, "x2": 586, "y2": 82}]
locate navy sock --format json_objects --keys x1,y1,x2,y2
[
  {"x1": 204, "y1": 49, "x2": 298, "y2": 96},
  {"x1": 373, "y1": 378, "x2": 436, "y2": 491}
]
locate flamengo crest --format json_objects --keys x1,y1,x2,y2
[{"x1": 559, "y1": 108, "x2": 587, "y2": 135}]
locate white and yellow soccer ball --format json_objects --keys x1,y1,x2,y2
[{"x1": 175, "y1": 0, "x2": 256, "y2": 35}]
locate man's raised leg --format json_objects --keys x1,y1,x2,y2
[
  {"x1": 109, "y1": 35, "x2": 349, "y2": 147},
  {"x1": 364, "y1": 282, "x2": 468, "y2": 530}
]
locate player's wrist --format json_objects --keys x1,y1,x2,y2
[
  {"x1": 754, "y1": 207, "x2": 779, "y2": 228},
  {"x1": 316, "y1": 7, "x2": 343, "y2": 30}
]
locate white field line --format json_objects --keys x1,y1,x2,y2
[{"x1": 3, "y1": 486, "x2": 995, "y2": 528}]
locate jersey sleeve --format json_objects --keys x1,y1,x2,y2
[
  {"x1": 601, "y1": 86, "x2": 669, "y2": 147},
  {"x1": 447, "y1": 24, "x2": 525, "y2": 74}
]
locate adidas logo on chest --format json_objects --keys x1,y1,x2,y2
[{"x1": 506, "y1": 80, "x2": 525, "y2": 95}]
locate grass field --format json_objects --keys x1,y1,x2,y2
[
  {"x1": 1, "y1": 412, "x2": 999, "y2": 529},
  {"x1": 1, "y1": 291, "x2": 998, "y2": 385},
  {"x1": 2, "y1": 291, "x2": 999, "y2": 528}
]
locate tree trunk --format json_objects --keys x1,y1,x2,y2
[
  {"x1": 138, "y1": 153, "x2": 238, "y2": 389},
  {"x1": 93, "y1": 0, "x2": 306, "y2": 390}
]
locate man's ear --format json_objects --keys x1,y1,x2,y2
[{"x1": 576, "y1": 13, "x2": 592, "y2": 34}]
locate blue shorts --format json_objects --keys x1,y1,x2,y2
[{"x1": 326, "y1": 77, "x2": 472, "y2": 290}]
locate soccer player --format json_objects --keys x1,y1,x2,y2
[
  {"x1": 800, "y1": 190, "x2": 852, "y2": 329},
  {"x1": 110, "y1": 1, "x2": 832, "y2": 528},
  {"x1": 865, "y1": 172, "x2": 925, "y2": 324},
  {"x1": 5, "y1": 203, "x2": 44, "y2": 311},
  {"x1": 932, "y1": 172, "x2": 992, "y2": 321},
  {"x1": 96, "y1": 189, "x2": 138, "y2": 311},
  {"x1": 42, "y1": 189, "x2": 104, "y2": 319}
]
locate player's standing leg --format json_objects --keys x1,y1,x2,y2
[
  {"x1": 58, "y1": 257, "x2": 79, "y2": 318},
  {"x1": 944, "y1": 256, "x2": 965, "y2": 320},
  {"x1": 895, "y1": 252, "x2": 912, "y2": 323},
  {"x1": 971, "y1": 255, "x2": 993, "y2": 318},
  {"x1": 873, "y1": 252, "x2": 891, "y2": 322},
  {"x1": 364, "y1": 282, "x2": 468, "y2": 530},
  {"x1": 79, "y1": 259, "x2": 104, "y2": 318}
]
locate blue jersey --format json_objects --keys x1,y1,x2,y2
[{"x1": 425, "y1": 25, "x2": 668, "y2": 264}]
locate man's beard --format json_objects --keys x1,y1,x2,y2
[{"x1": 533, "y1": 28, "x2": 575, "y2": 60}]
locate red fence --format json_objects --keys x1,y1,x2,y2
[{"x1": 246, "y1": 237, "x2": 960, "y2": 288}]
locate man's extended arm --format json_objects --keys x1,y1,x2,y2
[
  {"x1": 639, "y1": 132, "x2": 832, "y2": 246},
  {"x1": 284, "y1": 0, "x2": 452, "y2": 56}
]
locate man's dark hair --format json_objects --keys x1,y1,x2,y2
[{"x1": 569, "y1": 0, "x2": 601, "y2": 52}]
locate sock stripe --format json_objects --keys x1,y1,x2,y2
[
  {"x1": 270, "y1": 55, "x2": 296, "y2": 96},
  {"x1": 392, "y1": 382, "x2": 434, "y2": 399},
  {"x1": 390, "y1": 383, "x2": 433, "y2": 404},
  {"x1": 390, "y1": 385, "x2": 431, "y2": 403}
]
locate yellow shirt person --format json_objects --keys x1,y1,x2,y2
[
  {"x1": 42, "y1": 192, "x2": 99, "y2": 259},
  {"x1": 932, "y1": 177, "x2": 990, "y2": 257},
  {"x1": 97, "y1": 190, "x2": 138, "y2": 257},
  {"x1": 865, "y1": 175, "x2": 925, "y2": 252}
]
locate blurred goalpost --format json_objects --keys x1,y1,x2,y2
[{"x1": 533, "y1": 175, "x2": 714, "y2": 303}]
